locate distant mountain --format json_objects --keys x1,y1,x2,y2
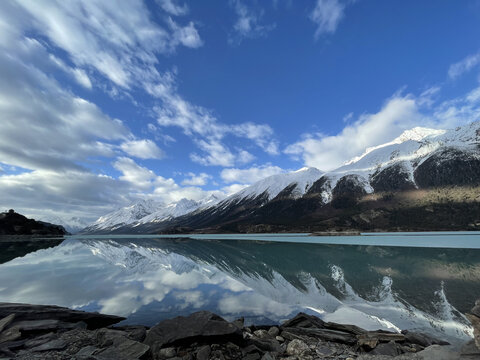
[
  {"x1": 82, "y1": 121, "x2": 480, "y2": 234},
  {"x1": 0, "y1": 209, "x2": 68, "y2": 235},
  {"x1": 38, "y1": 215, "x2": 89, "y2": 234},
  {"x1": 81, "y1": 195, "x2": 223, "y2": 234}
]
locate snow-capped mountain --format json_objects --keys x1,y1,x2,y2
[
  {"x1": 82, "y1": 199, "x2": 163, "y2": 233},
  {"x1": 83, "y1": 121, "x2": 480, "y2": 234},
  {"x1": 38, "y1": 215, "x2": 89, "y2": 234},
  {"x1": 227, "y1": 167, "x2": 323, "y2": 202}
]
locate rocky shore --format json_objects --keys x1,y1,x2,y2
[{"x1": 0, "y1": 302, "x2": 479, "y2": 360}]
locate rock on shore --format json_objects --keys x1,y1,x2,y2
[{"x1": 0, "y1": 302, "x2": 477, "y2": 359}]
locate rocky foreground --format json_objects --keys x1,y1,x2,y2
[{"x1": 0, "y1": 302, "x2": 479, "y2": 360}]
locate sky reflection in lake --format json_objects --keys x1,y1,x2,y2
[{"x1": 0, "y1": 235, "x2": 479, "y2": 343}]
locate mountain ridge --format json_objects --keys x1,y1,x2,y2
[{"x1": 81, "y1": 121, "x2": 480, "y2": 234}]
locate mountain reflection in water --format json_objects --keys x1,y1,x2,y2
[{"x1": 0, "y1": 235, "x2": 478, "y2": 343}]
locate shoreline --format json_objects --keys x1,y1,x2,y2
[{"x1": 1, "y1": 302, "x2": 479, "y2": 359}]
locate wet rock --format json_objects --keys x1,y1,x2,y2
[
  {"x1": 286, "y1": 339, "x2": 310, "y2": 356},
  {"x1": 144, "y1": 311, "x2": 242, "y2": 355},
  {"x1": 0, "y1": 302, "x2": 124, "y2": 330}
]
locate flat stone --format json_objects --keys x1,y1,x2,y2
[
  {"x1": 315, "y1": 345, "x2": 335, "y2": 356},
  {"x1": 283, "y1": 326, "x2": 357, "y2": 345},
  {"x1": 286, "y1": 339, "x2": 310, "y2": 356},
  {"x1": 24, "y1": 332, "x2": 57, "y2": 348},
  {"x1": 0, "y1": 302, "x2": 124, "y2": 330},
  {"x1": 144, "y1": 311, "x2": 242, "y2": 354},
  {"x1": 75, "y1": 345, "x2": 99, "y2": 357},
  {"x1": 416, "y1": 344, "x2": 460, "y2": 360},
  {"x1": 275, "y1": 336, "x2": 284, "y2": 342},
  {"x1": 0, "y1": 326, "x2": 21, "y2": 344},
  {"x1": 0, "y1": 314, "x2": 15, "y2": 333},
  {"x1": 30, "y1": 339, "x2": 67, "y2": 352},
  {"x1": 461, "y1": 340, "x2": 480, "y2": 356},
  {"x1": 158, "y1": 347, "x2": 177, "y2": 358},
  {"x1": 96, "y1": 337, "x2": 150, "y2": 360},
  {"x1": 111, "y1": 325, "x2": 147, "y2": 342}
]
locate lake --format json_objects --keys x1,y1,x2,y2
[{"x1": 0, "y1": 232, "x2": 479, "y2": 344}]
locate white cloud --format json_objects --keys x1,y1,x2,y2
[
  {"x1": 157, "y1": 0, "x2": 188, "y2": 16},
  {"x1": 285, "y1": 95, "x2": 424, "y2": 170},
  {"x1": 113, "y1": 157, "x2": 156, "y2": 191},
  {"x1": 310, "y1": 0, "x2": 346, "y2": 39},
  {"x1": 120, "y1": 139, "x2": 165, "y2": 159},
  {"x1": 168, "y1": 18, "x2": 203, "y2": 49},
  {"x1": 285, "y1": 85, "x2": 480, "y2": 171},
  {"x1": 448, "y1": 51, "x2": 480, "y2": 80},
  {"x1": 221, "y1": 165, "x2": 284, "y2": 184},
  {"x1": 221, "y1": 183, "x2": 249, "y2": 196},
  {"x1": 7, "y1": 0, "x2": 203, "y2": 89},
  {"x1": 190, "y1": 140, "x2": 237, "y2": 167},
  {"x1": 182, "y1": 172, "x2": 211, "y2": 186},
  {"x1": 229, "y1": 0, "x2": 276, "y2": 44}
]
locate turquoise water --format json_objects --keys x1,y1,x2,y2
[{"x1": 0, "y1": 232, "x2": 479, "y2": 343}]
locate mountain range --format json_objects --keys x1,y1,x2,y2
[{"x1": 81, "y1": 121, "x2": 480, "y2": 234}]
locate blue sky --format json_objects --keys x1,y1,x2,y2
[{"x1": 0, "y1": 0, "x2": 480, "y2": 222}]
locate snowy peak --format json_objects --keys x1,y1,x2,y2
[
  {"x1": 229, "y1": 167, "x2": 323, "y2": 202},
  {"x1": 395, "y1": 127, "x2": 446, "y2": 143}
]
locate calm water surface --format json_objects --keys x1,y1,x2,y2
[{"x1": 0, "y1": 232, "x2": 479, "y2": 343}]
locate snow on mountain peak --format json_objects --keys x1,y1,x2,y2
[{"x1": 230, "y1": 166, "x2": 323, "y2": 202}]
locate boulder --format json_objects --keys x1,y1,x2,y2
[
  {"x1": 401, "y1": 330, "x2": 449, "y2": 347},
  {"x1": 286, "y1": 339, "x2": 309, "y2": 356},
  {"x1": 0, "y1": 303, "x2": 124, "y2": 329},
  {"x1": 144, "y1": 311, "x2": 243, "y2": 356}
]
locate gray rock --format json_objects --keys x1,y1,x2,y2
[
  {"x1": 0, "y1": 314, "x2": 15, "y2": 333},
  {"x1": 0, "y1": 302, "x2": 124, "y2": 330},
  {"x1": 233, "y1": 317, "x2": 244, "y2": 329},
  {"x1": 370, "y1": 341, "x2": 403, "y2": 356},
  {"x1": 253, "y1": 329, "x2": 269, "y2": 339},
  {"x1": 243, "y1": 353, "x2": 260, "y2": 360},
  {"x1": 158, "y1": 347, "x2": 176, "y2": 358},
  {"x1": 24, "y1": 332, "x2": 56, "y2": 348},
  {"x1": 249, "y1": 337, "x2": 281, "y2": 352},
  {"x1": 75, "y1": 345, "x2": 99, "y2": 358},
  {"x1": 30, "y1": 339, "x2": 67, "y2": 352},
  {"x1": 96, "y1": 337, "x2": 150, "y2": 360},
  {"x1": 315, "y1": 344, "x2": 335, "y2": 356},
  {"x1": 0, "y1": 326, "x2": 21, "y2": 344},
  {"x1": 281, "y1": 313, "x2": 326, "y2": 329},
  {"x1": 111, "y1": 325, "x2": 147, "y2": 342},
  {"x1": 402, "y1": 330, "x2": 449, "y2": 347},
  {"x1": 267, "y1": 327, "x2": 279, "y2": 337},
  {"x1": 471, "y1": 299, "x2": 480, "y2": 318},
  {"x1": 286, "y1": 339, "x2": 310, "y2": 356},
  {"x1": 261, "y1": 352, "x2": 276, "y2": 360},
  {"x1": 283, "y1": 326, "x2": 357, "y2": 345},
  {"x1": 416, "y1": 344, "x2": 461, "y2": 360},
  {"x1": 196, "y1": 345, "x2": 211, "y2": 360},
  {"x1": 275, "y1": 336, "x2": 284, "y2": 342},
  {"x1": 144, "y1": 311, "x2": 242, "y2": 354}
]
